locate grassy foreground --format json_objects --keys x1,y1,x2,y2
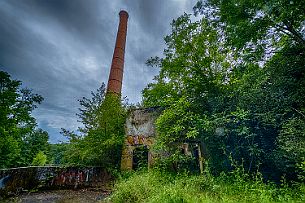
[{"x1": 107, "y1": 169, "x2": 305, "y2": 203}]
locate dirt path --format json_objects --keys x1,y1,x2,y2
[{"x1": 3, "y1": 189, "x2": 111, "y2": 203}]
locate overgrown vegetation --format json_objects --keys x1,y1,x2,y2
[
  {"x1": 109, "y1": 169, "x2": 305, "y2": 203},
  {"x1": 1, "y1": 0, "x2": 304, "y2": 201},
  {"x1": 0, "y1": 72, "x2": 126, "y2": 171},
  {"x1": 109, "y1": 0, "x2": 305, "y2": 202},
  {"x1": 0, "y1": 71, "x2": 49, "y2": 168},
  {"x1": 142, "y1": 0, "x2": 305, "y2": 181},
  {"x1": 59, "y1": 83, "x2": 127, "y2": 170}
]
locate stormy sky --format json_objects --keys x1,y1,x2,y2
[{"x1": 0, "y1": 0, "x2": 197, "y2": 143}]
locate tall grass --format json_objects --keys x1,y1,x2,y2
[{"x1": 108, "y1": 169, "x2": 305, "y2": 203}]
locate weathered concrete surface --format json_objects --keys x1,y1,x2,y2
[
  {"x1": 121, "y1": 107, "x2": 207, "y2": 173},
  {"x1": 0, "y1": 166, "x2": 112, "y2": 198},
  {"x1": 121, "y1": 107, "x2": 162, "y2": 170},
  {"x1": 125, "y1": 107, "x2": 160, "y2": 137}
]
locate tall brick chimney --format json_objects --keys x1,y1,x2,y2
[{"x1": 107, "y1": 10, "x2": 129, "y2": 95}]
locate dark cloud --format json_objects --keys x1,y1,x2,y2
[{"x1": 0, "y1": 0, "x2": 196, "y2": 143}]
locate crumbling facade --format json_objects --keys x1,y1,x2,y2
[
  {"x1": 105, "y1": 11, "x2": 205, "y2": 172},
  {"x1": 121, "y1": 107, "x2": 161, "y2": 170},
  {"x1": 121, "y1": 107, "x2": 205, "y2": 172}
]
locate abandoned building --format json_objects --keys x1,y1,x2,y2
[
  {"x1": 121, "y1": 107, "x2": 161, "y2": 170},
  {"x1": 121, "y1": 108, "x2": 205, "y2": 172},
  {"x1": 106, "y1": 10, "x2": 205, "y2": 172}
]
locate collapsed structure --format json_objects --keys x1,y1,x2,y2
[
  {"x1": 106, "y1": 11, "x2": 204, "y2": 172},
  {"x1": 121, "y1": 107, "x2": 162, "y2": 170},
  {"x1": 106, "y1": 10, "x2": 158, "y2": 170}
]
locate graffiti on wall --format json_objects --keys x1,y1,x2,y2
[
  {"x1": 0, "y1": 167, "x2": 113, "y2": 197},
  {"x1": 126, "y1": 135, "x2": 153, "y2": 146}
]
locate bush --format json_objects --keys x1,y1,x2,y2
[{"x1": 32, "y1": 151, "x2": 47, "y2": 166}]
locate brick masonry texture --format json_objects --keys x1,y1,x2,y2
[{"x1": 107, "y1": 10, "x2": 129, "y2": 94}]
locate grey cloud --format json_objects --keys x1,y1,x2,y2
[
  {"x1": 7, "y1": 0, "x2": 114, "y2": 48},
  {"x1": 0, "y1": 0, "x2": 196, "y2": 143}
]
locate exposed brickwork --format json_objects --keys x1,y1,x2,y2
[{"x1": 107, "y1": 10, "x2": 129, "y2": 95}]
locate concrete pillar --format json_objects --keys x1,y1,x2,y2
[
  {"x1": 198, "y1": 144, "x2": 204, "y2": 174},
  {"x1": 121, "y1": 145, "x2": 133, "y2": 170}
]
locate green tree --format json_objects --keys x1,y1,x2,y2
[
  {"x1": 143, "y1": 14, "x2": 234, "y2": 173},
  {"x1": 0, "y1": 71, "x2": 47, "y2": 168},
  {"x1": 47, "y1": 143, "x2": 68, "y2": 165},
  {"x1": 193, "y1": 0, "x2": 305, "y2": 178},
  {"x1": 21, "y1": 129, "x2": 49, "y2": 165},
  {"x1": 142, "y1": 0, "x2": 305, "y2": 180},
  {"x1": 63, "y1": 83, "x2": 126, "y2": 169},
  {"x1": 194, "y1": 0, "x2": 305, "y2": 55}
]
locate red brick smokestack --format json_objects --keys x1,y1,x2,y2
[{"x1": 107, "y1": 10, "x2": 129, "y2": 95}]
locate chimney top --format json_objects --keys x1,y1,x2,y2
[
  {"x1": 106, "y1": 10, "x2": 129, "y2": 95},
  {"x1": 119, "y1": 10, "x2": 129, "y2": 18}
]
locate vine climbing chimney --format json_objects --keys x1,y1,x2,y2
[{"x1": 107, "y1": 10, "x2": 129, "y2": 95}]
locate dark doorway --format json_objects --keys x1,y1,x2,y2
[{"x1": 132, "y1": 146, "x2": 149, "y2": 170}]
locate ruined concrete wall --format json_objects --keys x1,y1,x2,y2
[
  {"x1": 121, "y1": 107, "x2": 206, "y2": 173},
  {"x1": 121, "y1": 107, "x2": 162, "y2": 170},
  {"x1": 0, "y1": 166, "x2": 112, "y2": 197}
]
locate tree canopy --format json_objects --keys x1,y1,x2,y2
[
  {"x1": 61, "y1": 83, "x2": 126, "y2": 169},
  {"x1": 0, "y1": 71, "x2": 49, "y2": 168},
  {"x1": 142, "y1": 0, "x2": 305, "y2": 180}
]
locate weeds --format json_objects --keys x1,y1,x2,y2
[{"x1": 108, "y1": 169, "x2": 305, "y2": 203}]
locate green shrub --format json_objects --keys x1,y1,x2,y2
[{"x1": 31, "y1": 151, "x2": 47, "y2": 166}]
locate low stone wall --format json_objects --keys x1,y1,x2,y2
[{"x1": 0, "y1": 166, "x2": 112, "y2": 197}]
